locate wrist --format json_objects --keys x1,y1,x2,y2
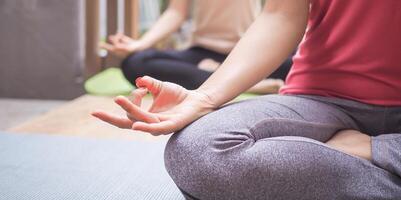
[
  {"x1": 191, "y1": 89, "x2": 218, "y2": 115},
  {"x1": 194, "y1": 88, "x2": 220, "y2": 108}
]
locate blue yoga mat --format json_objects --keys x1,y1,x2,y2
[{"x1": 0, "y1": 132, "x2": 183, "y2": 200}]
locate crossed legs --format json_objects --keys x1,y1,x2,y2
[{"x1": 164, "y1": 95, "x2": 401, "y2": 200}]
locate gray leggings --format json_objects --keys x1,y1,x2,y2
[{"x1": 164, "y1": 95, "x2": 401, "y2": 200}]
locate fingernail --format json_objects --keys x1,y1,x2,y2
[{"x1": 114, "y1": 95, "x2": 124, "y2": 101}]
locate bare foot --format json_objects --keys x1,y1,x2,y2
[
  {"x1": 326, "y1": 129, "x2": 372, "y2": 160},
  {"x1": 246, "y1": 79, "x2": 284, "y2": 94},
  {"x1": 198, "y1": 58, "x2": 221, "y2": 72}
]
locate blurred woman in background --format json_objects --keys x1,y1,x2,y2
[{"x1": 101, "y1": 0, "x2": 293, "y2": 93}]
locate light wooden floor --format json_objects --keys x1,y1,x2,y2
[
  {"x1": 0, "y1": 98, "x2": 66, "y2": 130},
  {"x1": 8, "y1": 95, "x2": 170, "y2": 141}
]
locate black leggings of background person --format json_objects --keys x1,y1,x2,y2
[{"x1": 121, "y1": 46, "x2": 293, "y2": 90}]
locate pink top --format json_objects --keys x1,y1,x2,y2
[
  {"x1": 190, "y1": 0, "x2": 261, "y2": 54},
  {"x1": 280, "y1": 0, "x2": 401, "y2": 106}
]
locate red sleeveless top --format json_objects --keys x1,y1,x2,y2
[{"x1": 280, "y1": 0, "x2": 401, "y2": 106}]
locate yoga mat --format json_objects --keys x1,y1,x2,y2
[{"x1": 0, "y1": 132, "x2": 184, "y2": 200}]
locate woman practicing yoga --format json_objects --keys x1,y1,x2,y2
[
  {"x1": 93, "y1": 0, "x2": 401, "y2": 199},
  {"x1": 101, "y1": 0, "x2": 292, "y2": 93}
]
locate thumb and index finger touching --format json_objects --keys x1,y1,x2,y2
[
  {"x1": 99, "y1": 32, "x2": 132, "y2": 51},
  {"x1": 135, "y1": 76, "x2": 163, "y2": 96},
  {"x1": 115, "y1": 76, "x2": 164, "y2": 122},
  {"x1": 93, "y1": 76, "x2": 178, "y2": 134}
]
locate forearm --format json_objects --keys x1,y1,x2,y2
[
  {"x1": 139, "y1": 0, "x2": 188, "y2": 49},
  {"x1": 197, "y1": 0, "x2": 310, "y2": 107}
]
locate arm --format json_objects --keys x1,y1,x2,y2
[
  {"x1": 197, "y1": 0, "x2": 309, "y2": 107},
  {"x1": 137, "y1": 0, "x2": 189, "y2": 49},
  {"x1": 93, "y1": 0, "x2": 311, "y2": 134},
  {"x1": 101, "y1": 0, "x2": 189, "y2": 57}
]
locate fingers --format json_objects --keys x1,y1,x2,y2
[
  {"x1": 126, "y1": 88, "x2": 148, "y2": 121},
  {"x1": 135, "y1": 76, "x2": 163, "y2": 95},
  {"x1": 121, "y1": 34, "x2": 133, "y2": 43},
  {"x1": 100, "y1": 40, "x2": 126, "y2": 51},
  {"x1": 128, "y1": 87, "x2": 148, "y2": 106},
  {"x1": 109, "y1": 32, "x2": 130, "y2": 45},
  {"x1": 114, "y1": 96, "x2": 160, "y2": 123},
  {"x1": 91, "y1": 111, "x2": 132, "y2": 129},
  {"x1": 99, "y1": 42, "x2": 114, "y2": 51},
  {"x1": 132, "y1": 121, "x2": 177, "y2": 135},
  {"x1": 109, "y1": 33, "x2": 122, "y2": 46},
  {"x1": 100, "y1": 42, "x2": 132, "y2": 58},
  {"x1": 92, "y1": 109, "x2": 178, "y2": 135}
]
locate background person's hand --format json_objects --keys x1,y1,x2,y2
[
  {"x1": 92, "y1": 76, "x2": 216, "y2": 135},
  {"x1": 100, "y1": 33, "x2": 147, "y2": 58},
  {"x1": 326, "y1": 130, "x2": 372, "y2": 161}
]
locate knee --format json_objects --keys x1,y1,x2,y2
[
  {"x1": 121, "y1": 54, "x2": 143, "y2": 84},
  {"x1": 165, "y1": 130, "x2": 200, "y2": 198},
  {"x1": 164, "y1": 122, "x2": 245, "y2": 199},
  {"x1": 165, "y1": 133, "x2": 343, "y2": 199},
  {"x1": 164, "y1": 127, "x2": 209, "y2": 194}
]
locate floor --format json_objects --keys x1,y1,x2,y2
[
  {"x1": 0, "y1": 98, "x2": 66, "y2": 130},
  {"x1": 0, "y1": 96, "x2": 182, "y2": 200},
  {"x1": 3, "y1": 95, "x2": 169, "y2": 141}
]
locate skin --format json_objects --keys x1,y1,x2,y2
[
  {"x1": 100, "y1": 0, "x2": 189, "y2": 58},
  {"x1": 93, "y1": 0, "x2": 372, "y2": 161},
  {"x1": 101, "y1": 0, "x2": 284, "y2": 94},
  {"x1": 197, "y1": 59, "x2": 285, "y2": 94},
  {"x1": 326, "y1": 130, "x2": 372, "y2": 160}
]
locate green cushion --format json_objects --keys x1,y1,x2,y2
[
  {"x1": 84, "y1": 68, "x2": 260, "y2": 100},
  {"x1": 234, "y1": 93, "x2": 259, "y2": 101},
  {"x1": 84, "y1": 68, "x2": 134, "y2": 96}
]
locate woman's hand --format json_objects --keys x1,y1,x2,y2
[
  {"x1": 92, "y1": 76, "x2": 216, "y2": 135},
  {"x1": 100, "y1": 33, "x2": 148, "y2": 58},
  {"x1": 326, "y1": 130, "x2": 372, "y2": 161}
]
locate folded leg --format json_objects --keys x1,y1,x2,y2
[{"x1": 164, "y1": 95, "x2": 401, "y2": 199}]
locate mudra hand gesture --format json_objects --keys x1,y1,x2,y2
[{"x1": 92, "y1": 76, "x2": 215, "y2": 135}]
